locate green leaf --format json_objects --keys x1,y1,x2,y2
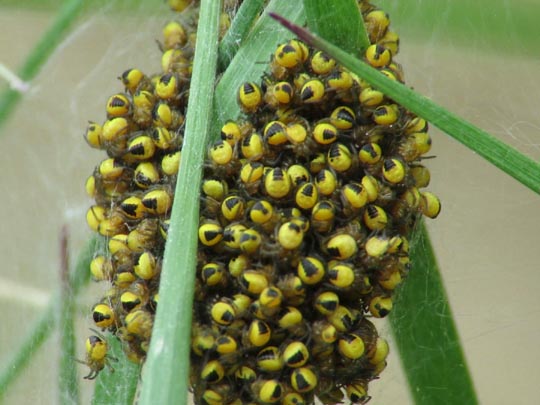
[
  {"x1": 92, "y1": 336, "x2": 139, "y2": 405},
  {"x1": 218, "y1": 0, "x2": 267, "y2": 71},
  {"x1": 137, "y1": 1, "x2": 222, "y2": 404},
  {"x1": 303, "y1": 0, "x2": 369, "y2": 54},
  {"x1": 213, "y1": 0, "x2": 306, "y2": 131},
  {"x1": 268, "y1": 15, "x2": 540, "y2": 195},
  {"x1": 391, "y1": 222, "x2": 479, "y2": 405}
]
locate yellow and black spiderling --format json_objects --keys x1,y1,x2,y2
[
  {"x1": 83, "y1": 121, "x2": 103, "y2": 149},
  {"x1": 365, "y1": 44, "x2": 392, "y2": 68},
  {"x1": 245, "y1": 319, "x2": 272, "y2": 347},
  {"x1": 221, "y1": 194, "x2": 245, "y2": 222},
  {"x1": 81, "y1": 1, "x2": 441, "y2": 402},
  {"x1": 358, "y1": 142, "x2": 382, "y2": 165},
  {"x1": 326, "y1": 69, "x2": 354, "y2": 96},
  {"x1": 311, "y1": 200, "x2": 336, "y2": 233},
  {"x1": 77, "y1": 335, "x2": 113, "y2": 380},
  {"x1": 106, "y1": 93, "x2": 131, "y2": 118},
  {"x1": 264, "y1": 80, "x2": 295, "y2": 108},
  {"x1": 359, "y1": 86, "x2": 384, "y2": 107},
  {"x1": 132, "y1": 89, "x2": 156, "y2": 127},
  {"x1": 119, "y1": 68, "x2": 151, "y2": 94},
  {"x1": 220, "y1": 120, "x2": 243, "y2": 145},
  {"x1": 251, "y1": 379, "x2": 284, "y2": 403},
  {"x1": 198, "y1": 221, "x2": 223, "y2": 247},
  {"x1": 310, "y1": 51, "x2": 336, "y2": 75},
  {"x1": 92, "y1": 303, "x2": 116, "y2": 329},
  {"x1": 313, "y1": 291, "x2": 339, "y2": 315},
  {"x1": 300, "y1": 79, "x2": 325, "y2": 104},
  {"x1": 312, "y1": 122, "x2": 338, "y2": 146},
  {"x1": 256, "y1": 345, "x2": 284, "y2": 372},
  {"x1": 297, "y1": 256, "x2": 325, "y2": 285},
  {"x1": 330, "y1": 106, "x2": 356, "y2": 130},
  {"x1": 263, "y1": 120, "x2": 288, "y2": 147},
  {"x1": 238, "y1": 81, "x2": 263, "y2": 113}
]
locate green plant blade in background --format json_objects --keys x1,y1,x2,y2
[
  {"x1": 0, "y1": 0, "x2": 85, "y2": 132},
  {"x1": 391, "y1": 222, "x2": 478, "y2": 405},
  {"x1": 0, "y1": 236, "x2": 98, "y2": 401},
  {"x1": 269, "y1": 14, "x2": 540, "y2": 195},
  {"x1": 0, "y1": 307, "x2": 57, "y2": 400},
  {"x1": 137, "y1": 1, "x2": 222, "y2": 404},
  {"x1": 376, "y1": 0, "x2": 540, "y2": 54}
]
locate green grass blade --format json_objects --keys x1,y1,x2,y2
[
  {"x1": 268, "y1": 15, "x2": 540, "y2": 195},
  {"x1": 92, "y1": 335, "x2": 139, "y2": 405},
  {"x1": 137, "y1": 1, "x2": 222, "y2": 404},
  {"x1": 0, "y1": 236, "x2": 98, "y2": 400},
  {"x1": 0, "y1": 306, "x2": 56, "y2": 400},
  {"x1": 303, "y1": 0, "x2": 369, "y2": 54},
  {"x1": 390, "y1": 222, "x2": 479, "y2": 405},
  {"x1": 218, "y1": 0, "x2": 267, "y2": 71},
  {"x1": 58, "y1": 227, "x2": 80, "y2": 405},
  {"x1": 213, "y1": 0, "x2": 306, "y2": 130},
  {"x1": 0, "y1": 0, "x2": 85, "y2": 132}
]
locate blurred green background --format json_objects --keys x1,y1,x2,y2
[{"x1": 0, "y1": 0, "x2": 539, "y2": 404}]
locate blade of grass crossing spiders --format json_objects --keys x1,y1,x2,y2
[{"x1": 137, "y1": 1, "x2": 222, "y2": 404}]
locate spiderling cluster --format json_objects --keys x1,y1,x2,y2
[
  {"x1": 80, "y1": 0, "x2": 218, "y2": 379},
  {"x1": 80, "y1": 1, "x2": 441, "y2": 403},
  {"x1": 190, "y1": 2, "x2": 440, "y2": 404}
]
